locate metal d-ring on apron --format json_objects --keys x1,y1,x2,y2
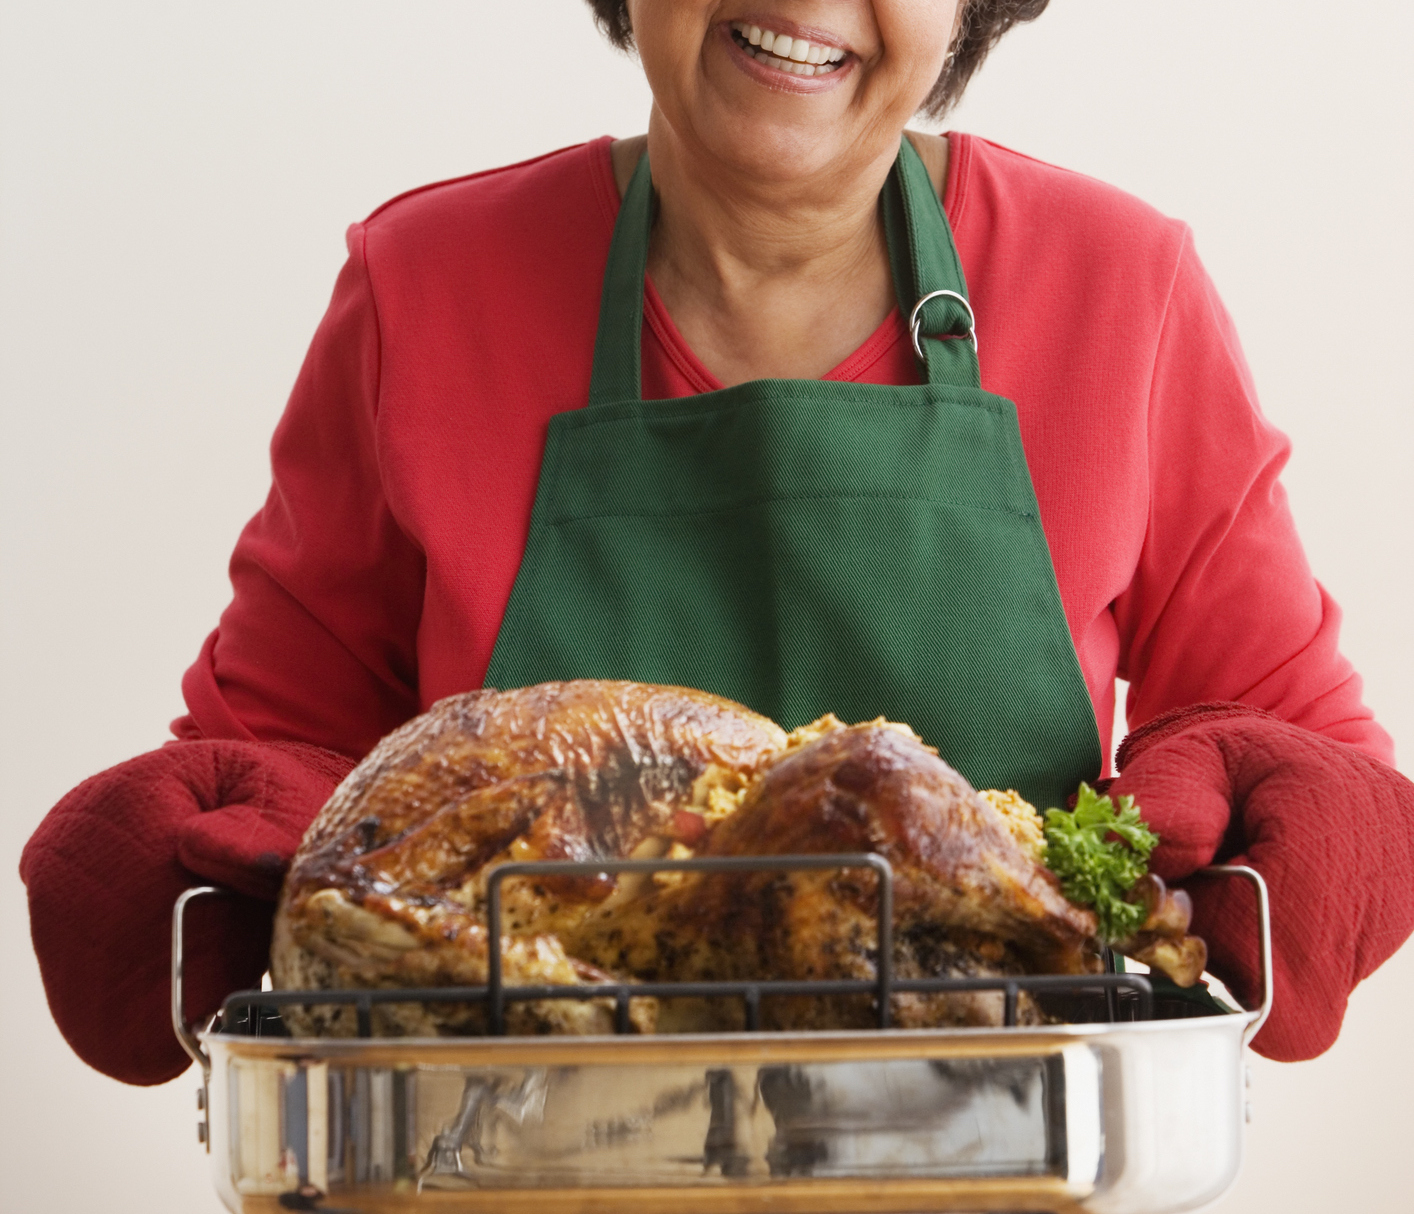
[{"x1": 483, "y1": 138, "x2": 1101, "y2": 811}]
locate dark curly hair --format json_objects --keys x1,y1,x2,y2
[{"x1": 582, "y1": 1, "x2": 1051, "y2": 118}]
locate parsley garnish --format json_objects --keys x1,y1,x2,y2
[{"x1": 1043, "y1": 784, "x2": 1159, "y2": 942}]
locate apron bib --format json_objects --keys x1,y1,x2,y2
[{"x1": 484, "y1": 140, "x2": 1101, "y2": 810}]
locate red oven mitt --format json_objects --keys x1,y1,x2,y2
[
  {"x1": 20, "y1": 740, "x2": 354, "y2": 1085},
  {"x1": 1107, "y1": 702, "x2": 1414, "y2": 1061}
]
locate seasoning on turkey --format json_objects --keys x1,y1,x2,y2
[
  {"x1": 271, "y1": 680, "x2": 787, "y2": 1035},
  {"x1": 272, "y1": 680, "x2": 1205, "y2": 1036},
  {"x1": 566, "y1": 717, "x2": 1102, "y2": 1030}
]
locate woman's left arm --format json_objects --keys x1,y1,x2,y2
[
  {"x1": 1108, "y1": 235, "x2": 1414, "y2": 1059},
  {"x1": 1112, "y1": 229, "x2": 1391, "y2": 762}
]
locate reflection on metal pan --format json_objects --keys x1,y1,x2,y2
[{"x1": 175, "y1": 863, "x2": 1272, "y2": 1214}]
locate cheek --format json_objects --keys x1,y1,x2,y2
[
  {"x1": 627, "y1": 1, "x2": 713, "y2": 62},
  {"x1": 875, "y1": 0, "x2": 961, "y2": 92},
  {"x1": 627, "y1": 1, "x2": 717, "y2": 94}
]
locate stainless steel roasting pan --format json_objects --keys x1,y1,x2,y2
[{"x1": 174, "y1": 863, "x2": 1272, "y2": 1214}]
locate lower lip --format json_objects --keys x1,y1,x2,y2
[{"x1": 718, "y1": 23, "x2": 853, "y2": 94}]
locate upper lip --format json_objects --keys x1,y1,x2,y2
[{"x1": 726, "y1": 15, "x2": 855, "y2": 57}]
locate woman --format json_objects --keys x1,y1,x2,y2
[{"x1": 22, "y1": 0, "x2": 1414, "y2": 1086}]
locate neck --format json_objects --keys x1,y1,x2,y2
[
  {"x1": 640, "y1": 107, "x2": 907, "y2": 386},
  {"x1": 646, "y1": 106, "x2": 898, "y2": 298}
]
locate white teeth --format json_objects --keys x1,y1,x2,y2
[
  {"x1": 765, "y1": 53, "x2": 816, "y2": 75},
  {"x1": 730, "y1": 22, "x2": 846, "y2": 74}
]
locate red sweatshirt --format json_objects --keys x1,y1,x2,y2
[{"x1": 175, "y1": 134, "x2": 1392, "y2": 771}]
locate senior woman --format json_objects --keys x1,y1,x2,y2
[{"x1": 22, "y1": 0, "x2": 1414, "y2": 1085}]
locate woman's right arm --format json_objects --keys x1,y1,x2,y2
[
  {"x1": 174, "y1": 222, "x2": 426, "y2": 757},
  {"x1": 22, "y1": 229, "x2": 427, "y2": 1084}
]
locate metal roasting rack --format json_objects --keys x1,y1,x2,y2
[
  {"x1": 202, "y1": 854, "x2": 1155, "y2": 1044},
  {"x1": 174, "y1": 858, "x2": 1272, "y2": 1214}
]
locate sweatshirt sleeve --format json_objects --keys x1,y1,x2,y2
[
  {"x1": 172, "y1": 223, "x2": 425, "y2": 759},
  {"x1": 1113, "y1": 230, "x2": 1393, "y2": 764}
]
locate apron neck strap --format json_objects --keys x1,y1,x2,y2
[
  {"x1": 589, "y1": 137, "x2": 979, "y2": 406},
  {"x1": 589, "y1": 151, "x2": 655, "y2": 408},
  {"x1": 885, "y1": 137, "x2": 981, "y2": 391}
]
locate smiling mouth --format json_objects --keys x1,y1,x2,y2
[{"x1": 729, "y1": 21, "x2": 847, "y2": 77}]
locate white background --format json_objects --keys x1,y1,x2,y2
[{"x1": 2, "y1": 2, "x2": 1411, "y2": 1210}]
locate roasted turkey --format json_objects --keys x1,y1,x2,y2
[{"x1": 271, "y1": 680, "x2": 1204, "y2": 1036}]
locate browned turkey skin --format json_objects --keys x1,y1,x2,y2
[
  {"x1": 272, "y1": 681, "x2": 1203, "y2": 1037},
  {"x1": 272, "y1": 681, "x2": 786, "y2": 1035},
  {"x1": 565, "y1": 722, "x2": 1099, "y2": 1030}
]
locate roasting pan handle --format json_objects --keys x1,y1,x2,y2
[
  {"x1": 172, "y1": 885, "x2": 227, "y2": 1077},
  {"x1": 1196, "y1": 864, "x2": 1273, "y2": 1043}
]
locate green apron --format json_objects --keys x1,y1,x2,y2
[{"x1": 484, "y1": 139, "x2": 1101, "y2": 811}]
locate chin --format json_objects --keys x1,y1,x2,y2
[
  {"x1": 682, "y1": 28, "x2": 898, "y2": 186},
  {"x1": 644, "y1": 20, "x2": 907, "y2": 189},
  {"x1": 684, "y1": 87, "x2": 863, "y2": 186}
]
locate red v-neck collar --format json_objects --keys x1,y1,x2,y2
[{"x1": 641, "y1": 276, "x2": 918, "y2": 392}]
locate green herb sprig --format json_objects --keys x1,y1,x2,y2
[{"x1": 1042, "y1": 784, "x2": 1159, "y2": 942}]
